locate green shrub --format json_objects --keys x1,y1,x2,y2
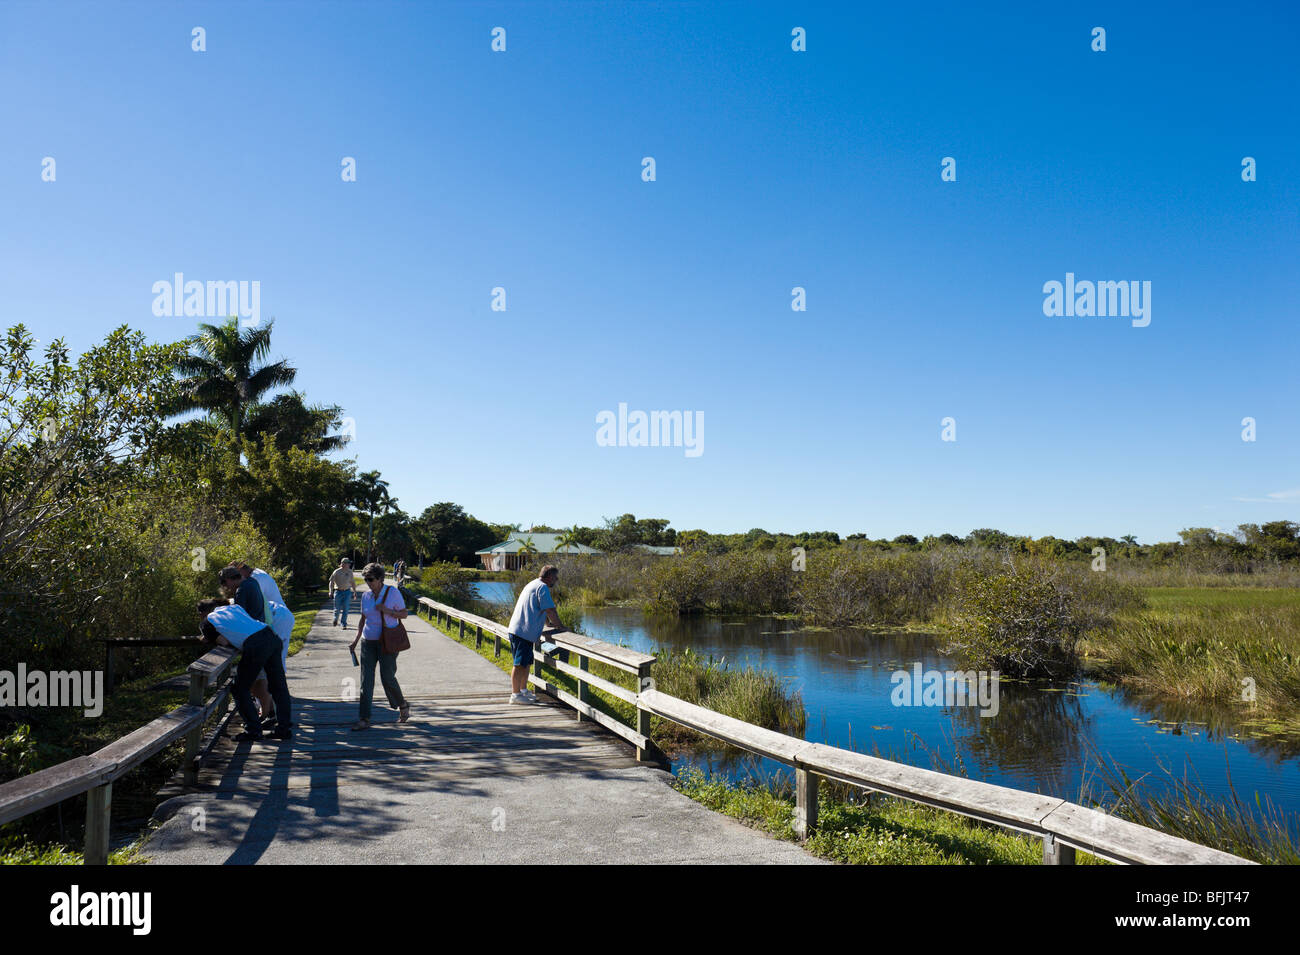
[
  {"x1": 796, "y1": 550, "x2": 947, "y2": 626},
  {"x1": 941, "y1": 563, "x2": 1092, "y2": 675},
  {"x1": 404, "y1": 560, "x2": 475, "y2": 604}
]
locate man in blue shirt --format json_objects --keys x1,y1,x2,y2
[
  {"x1": 198, "y1": 598, "x2": 292, "y2": 742},
  {"x1": 506, "y1": 565, "x2": 567, "y2": 704}
]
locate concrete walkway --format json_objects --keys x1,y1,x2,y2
[{"x1": 144, "y1": 593, "x2": 820, "y2": 864}]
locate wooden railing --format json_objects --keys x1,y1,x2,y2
[
  {"x1": 0, "y1": 645, "x2": 237, "y2": 864},
  {"x1": 416, "y1": 597, "x2": 659, "y2": 761},
  {"x1": 1, "y1": 600, "x2": 1258, "y2": 867},
  {"x1": 102, "y1": 636, "x2": 205, "y2": 693},
  {"x1": 418, "y1": 596, "x2": 1254, "y2": 866}
]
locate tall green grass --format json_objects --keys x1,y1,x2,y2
[
  {"x1": 648, "y1": 647, "x2": 805, "y2": 750},
  {"x1": 1083, "y1": 742, "x2": 1299, "y2": 865},
  {"x1": 1081, "y1": 589, "x2": 1300, "y2": 732}
]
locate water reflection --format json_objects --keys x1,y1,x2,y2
[{"x1": 470, "y1": 585, "x2": 1300, "y2": 814}]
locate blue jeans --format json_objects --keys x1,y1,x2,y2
[{"x1": 333, "y1": 589, "x2": 353, "y2": 625}]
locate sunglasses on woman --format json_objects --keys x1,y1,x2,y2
[{"x1": 364, "y1": 575, "x2": 378, "y2": 582}]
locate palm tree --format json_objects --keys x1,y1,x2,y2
[
  {"x1": 556, "y1": 526, "x2": 583, "y2": 553},
  {"x1": 170, "y1": 318, "x2": 297, "y2": 439},
  {"x1": 352, "y1": 470, "x2": 396, "y2": 562},
  {"x1": 514, "y1": 535, "x2": 538, "y2": 569},
  {"x1": 244, "y1": 391, "x2": 349, "y2": 453}
]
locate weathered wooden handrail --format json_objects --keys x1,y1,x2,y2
[
  {"x1": 0, "y1": 644, "x2": 238, "y2": 864},
  {"x1": 421, "y1": 596, "x2": 1253, "y2": 866},
  {"x1": 417, "y1": 596, "x2": 660, "y2": 760},
  {"x1": 102, "y1": 635, "x2": 205, "y2": 691}
]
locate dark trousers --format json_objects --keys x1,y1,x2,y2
[{"x1": 233, "y1": 628, "x2": 291, "y2": 735}]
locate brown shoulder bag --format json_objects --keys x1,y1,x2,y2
[{"x1": 378, "y1": 586, "x2": 411, "y2": 655}]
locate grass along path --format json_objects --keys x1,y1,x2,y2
[{"x1": 673, "y1": 770, "x2": 1105, "y2": 865}]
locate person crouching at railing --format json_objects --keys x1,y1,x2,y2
[{"x1": 198, "y1": 598, "x2": 293, "y2": 743}]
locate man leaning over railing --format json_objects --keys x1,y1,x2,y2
[{"x1": 198, "y1": 598, "x2": 293, "y2": 743}]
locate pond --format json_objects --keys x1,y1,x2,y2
[{"x1": 472, "y1": 583, "x2": 1300, "y2": 819}]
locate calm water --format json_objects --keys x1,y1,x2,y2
[{"x1": 472, "y1": 582, "x2": 1300, "y2": 818}]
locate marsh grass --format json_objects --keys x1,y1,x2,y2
[
  {"x1": 1080, "y1": 588, "x2": 1300, "y2": 732},
  {"x1": 1081, "y1": 740, "x2": 1300, "y2": 865}
]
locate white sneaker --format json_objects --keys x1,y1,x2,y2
[
  {"x1": 521, "y1": 689, "x2": 538, "y2": 701},
  {"x1": 509, "y1": 692, "x2": 533, "y2": 705}
]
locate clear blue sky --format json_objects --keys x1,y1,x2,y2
[{"x1": 2, "y1": 1, "x2": 1296, "y2": 543}]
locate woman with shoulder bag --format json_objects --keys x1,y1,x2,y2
[{"x1": 349, "y1": 562, "x2": 411, "y2": 730}]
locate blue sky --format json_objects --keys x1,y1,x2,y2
[{"x1": 2, "y1": 1, "x2": 1296, "y2": 543}]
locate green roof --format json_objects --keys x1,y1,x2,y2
[{"x1": 475, "y1": 534, "x2": 602, "y2": 555}]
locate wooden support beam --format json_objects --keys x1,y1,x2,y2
[
  {"x1": 577, "y1": 654, "x2": 590, "y2": 721},
  {"x1": 635, "y1": 665, "x2": 659, "y2": 763},
  {"x1": 183, "y1": 671, "x2": 205, "y2": 785},
  {"x1": 1042, "y1": 833, "x2": 1077, "y2": 865},
  {"x1": 84, "y1": 782, "x2": 111, "y2": 865},
  {"x1": 795, "y1": 767, "x2": 819, "y2": 840}
]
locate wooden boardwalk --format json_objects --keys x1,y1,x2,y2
[{"x1": 142, "y1": 596, "x2": 820, "y2": 864}]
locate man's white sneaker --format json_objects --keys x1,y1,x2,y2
[
  {"x1": 521, "y1": 689, "x2": 538, "y2": 701},
  {"x1": 509, "y1": 692, "x2": 533, "y2": 705}
]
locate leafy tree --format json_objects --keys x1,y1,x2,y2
[
  {"x1": 417, "y1": 502, "x2": 499, "y2": 565},
  {"x1": 967, "y1": 528, "x2": 1015, "y2": 549},
  {"x1": 235, "y1": 434, "x2": 354, "y2": 585},
  {"x1": 0, "y1": 324, "x2": 186, "y2": 663},
  {"x1": 373, "y1": 508, "x2": 413, "y2": 565},
  {"x1": 244, "y1": 391, "x2": 349, "y2": 454},
  {"x1": 597, "y1": 513, "x2": 676, "y2": 551}
]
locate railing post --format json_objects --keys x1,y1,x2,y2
[
  {"x1": 795, "y1": 767, "x2": 819, "y2": 840},
  {"x1": 576, "y1": 654, "x2": 590, "y2": 721},
  {"x1": 183, "y1": 671, "x2": 205, "y2": 786},
  {"x1": 635, "y1": 663, "x2": 659, "y2": 763},
  {"x1": 475, "y1": 625, "x2": 482, "y2": 649},
  {"x1": 494, "y1": 631, "x2": 501, "y2": 658},
  {"x1": 1042, "y1": 833, "x2": 1076, "y2": 865},
  {"x1": 459, "y1": 618, "x2": 465, "y2": 642},
  {"x1": 84, "y1": 782, "x2": 112, "y2": 865}
]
